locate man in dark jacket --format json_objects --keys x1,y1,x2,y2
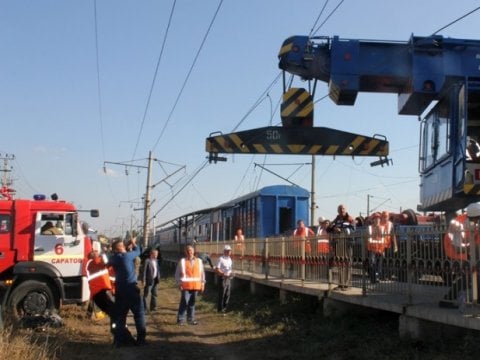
[{"x1": 142, "y1": 249, "x2": 160, "y2": 312}]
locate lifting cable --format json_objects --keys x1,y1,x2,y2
[
  {"x1": 310, "y1": 0, "x2": 345, "y2": 37},
  {"x1": 432, "y1": 6, "x2": 480, "y2": 35}
]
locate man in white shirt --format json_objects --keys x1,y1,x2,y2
[{"x1": 215, "y1": 245, "x2": 233, "y2": 314}]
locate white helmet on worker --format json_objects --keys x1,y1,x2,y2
[{"x1": 466, "y1": 202, "x2": 480, "y2": 218}]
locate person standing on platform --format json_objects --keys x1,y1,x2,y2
[
  {"x1": 328, "y1": 204, "x2": 355, "y2": 290},
  {"x1": 215, "y1": 245, "x2": 234, "y2": 314},
  {"x1": 234, "y1": 228, "x2": 245, "y2": 253}
]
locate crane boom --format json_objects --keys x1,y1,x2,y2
[
  {"x1": 279, "y1": 35, "x2": 480, "y2": 115},
  {"x1": 279, "y1": 34, "x2": 480, "y2": 213}
]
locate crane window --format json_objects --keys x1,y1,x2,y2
[
  {"x1": 0, "y1": 215, "x2": 11, "y2": 233},
  {"x1": 466, "y1": 88, "x2": 480, "y2": 162},
  {"x1": 420, "y1": 98, "x2": 450, "y2": 170}
]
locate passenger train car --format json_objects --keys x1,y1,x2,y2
[{"x1": 154, "y1": 185, "x2": 310, "y2": 245}]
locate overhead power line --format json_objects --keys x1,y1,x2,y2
[
  {"x1": 93, "y1": 0, "x2": 106, "y2": 162},
  {"x1": 131, "y1": 0, "x2": 177, "y2": 159},
  {"x1": 152, "y1": 0, "x2": 224, "y2": 151}
]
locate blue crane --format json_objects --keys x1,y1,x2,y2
[{"x1": 279, "y1": 34, "x2": 480, "y2": 213}]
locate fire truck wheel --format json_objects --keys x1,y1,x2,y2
[{"x1": 7, "y1": 280, "x2": 57, "y2": 323}]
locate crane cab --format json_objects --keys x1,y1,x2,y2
[{"x1": 418, "y1": 80, "x2": 480, "y2": 212}]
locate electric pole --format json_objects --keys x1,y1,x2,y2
[
  {"x1": 311, "y1": 155, "x2": 316, "y2": 226},
  {"x1": 0, "y1": 153, "x2": 15, "y2": 199},
  {"x1": 142, "y1": 151, "x2": 153, "y2": 248},
  {"x1": 104, "y1": 153, "x2": 152, "y2": 247}
]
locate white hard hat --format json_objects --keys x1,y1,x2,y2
[
  {"x1": 92, "y1": 241, "x2": 101, "y2": 252},
  {"x1": 318, "y1": 216, "x2": 326, "y2": 223},
  {"x1": 224, "y1": 245, "x2": 232, "y2": 251},
  {"x1": 466, "y1": 202, "x2": 480, "y2": 218}
]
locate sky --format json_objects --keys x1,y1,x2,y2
[{"x1": 1, "y1": 0, "x2": 479, "y2": 237}]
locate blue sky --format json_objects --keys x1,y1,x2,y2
[{"x1": 1, "y1": 0, "x2": 479, "y2": 236}]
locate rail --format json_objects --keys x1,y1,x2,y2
[{"x1": 160, "y1": 225, "x2": 480, "y2": 311}]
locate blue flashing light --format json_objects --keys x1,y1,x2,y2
[{"x1": 33, "y1": 194, "x2": 46, "y2": 201}]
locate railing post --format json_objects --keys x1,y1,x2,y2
[
  {"x1": 406, "y1": 227, "x2": 413, "y2": 305},
  {"x1": 361, "y1": 230, "x2": 367, "y2": 297},
  {"x1": 301, "y1": 237, "x2": 306, "y2": 281},
  {"x1": 264, "y1": 237, "x2": 269, "y2": 279},
  {"x1": 469, "y1": 226, "x2": 478, "y2": 304},
  {"x1": 252, "y1": 238, "x2": 256, "y2": 273},
  {"x1": 281, "y1": 237, "x2": 285, "y2": 278}
]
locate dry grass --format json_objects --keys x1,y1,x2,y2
[{"x1": 0, "y1": 327, "x2": 65, "y2": 360}]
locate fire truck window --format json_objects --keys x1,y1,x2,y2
[
  {"x1": 0, "y1": 215, "x2": 10, "y2": 233},
  {"x1": 64, "y1": 214, "x2": 73, "y2": 235}
]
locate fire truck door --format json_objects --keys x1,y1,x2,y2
[
  {"x1": 0, "y1": 213, "x2": 15, "y2": 273},
  {"x1": 33, "y1": 213, "x2": 84, "y2": 277}
]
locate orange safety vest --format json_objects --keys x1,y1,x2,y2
[
  {"x1": 86, "y1": 257, "x2": 113, "y2": 297},
  {"x1": 316, "y1": 228, "x2": 330, "y2": 254},
  {"x1": 367, "y1": 225, "x2": 388, "y2": 254},
  {"x1": 179, "y1": 257, "x2": 203, "y2": 291},
  {"x1": 293, "y1": 227, "x2": 314, "y2": 253},
  {"x1": 443, "y1": 214, "x2": 469, "y2": 261},
  {"x1": 235, "y1": 235, "x2": 245, "y2": 251},
  {"x1": 382, "y1": 221, "x2": 393, "y2": 248}
]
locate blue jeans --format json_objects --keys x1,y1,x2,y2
[
  {"x1": 114, "y1": 283, "x2": 146, "y2": 344},
  {"x1": 177, "y1": 290, "x2": 198, "y2": 322}
]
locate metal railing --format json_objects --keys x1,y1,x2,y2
[{"x1": 161, "y1": 225, "x2": 480, "y2": 310}]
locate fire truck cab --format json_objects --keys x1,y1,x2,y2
[{"x1": 0, "y1": 194, "x2": 98, "y2": 322}]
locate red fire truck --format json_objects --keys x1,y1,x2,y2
[{"x1": 0, "y1": 193, "x2": 98, "y2": 322}]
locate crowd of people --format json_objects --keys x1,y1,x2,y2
[
  {"x1": 82, "y1": 200, "x2": 480, "y2": 347},
  {"x1": 84, "y1": 232, "x2": 234, "y2": 348},
  {"x1": 290, "y1": 203, "x2": 398, "y2": 290}
]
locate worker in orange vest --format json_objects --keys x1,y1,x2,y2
[
  {"x1": 175, "y1": 244, "x2": 205, "y2": 326},
  {"x1": 366, "y1": 212, "x2": 389, "y2": 283},
  {"x1": 440, "y1": 202, "x2": 480, "y2": 308},
  {"x1": 293, "y1": 219, "x2": 315, "y2": 254},
  {"x1": 316, "y1": 217, "x2": 331, "y2": 255},
  {"x1": 86, "y1": 243, "x2": 115, "y2": 333}
]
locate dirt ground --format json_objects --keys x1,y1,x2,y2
[
  {"x1": 56, "y1": 278, "x2": 287, "y2": 360},
  {"x1": 12, "y1": 273, "x2": 480, "y2": 360}
]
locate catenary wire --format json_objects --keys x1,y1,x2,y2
[
  {"x1": 151, "y1": 0, "x2": 224, "y2": 152},
  {"x1": 93, "y1": 0, "x2": 106, "y2": 163},
  {"x1": 131, "y1": 0, "x2": 177, "y2": 160}
]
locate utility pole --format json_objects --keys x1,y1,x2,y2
[
  {"x1": 142, "y1": 151, "x2": 153, "y2": 248},
  {"x1": 310, "y1": 155, "x2": 316, "y2": 226},
  {"x1": 367, "y1": 194, "x2": 373, "y2": 217},
  {"x1": 0, "y1": 154, "x2": 15, "y2": 199},
  {"x1": 104, "y1": 154, "x2": 152, "y2": 247}
]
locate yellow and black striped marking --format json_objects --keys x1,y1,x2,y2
[
  {"x1": 281, "y1": 88, "x2": 313, "y2": 127},
  {"x1": 206, "y1": 126, "x2": 388, "y2": 157},
  {"x1": 278, "y1": 37, "x2": 294, "y2": 57},
  {"x1": 464, "y1": 183, "x2": 480, "y2": 196}
]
